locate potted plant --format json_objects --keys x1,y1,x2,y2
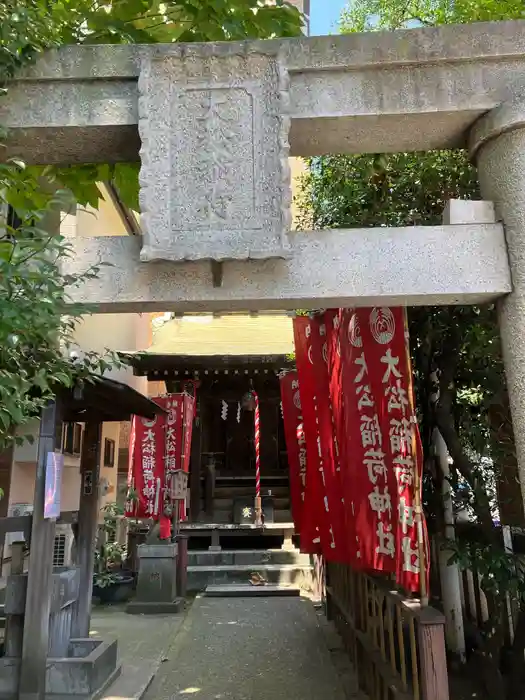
[{"x1": 92, "y1": 503, "x2": 134, "y2": 604}]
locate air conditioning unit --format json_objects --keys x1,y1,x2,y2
[
  {"x1": 6, "y1": 503, "x2": 33, "y2": 546},
  {"x1": 53, "y1": 524, "x2": 75, "y2": 567}
]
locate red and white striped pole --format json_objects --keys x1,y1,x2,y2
[{"x1": 253, "y1": 390, "x2": 263, "y2": 527}]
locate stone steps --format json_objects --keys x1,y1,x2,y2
[
  {"x1": 204, "y1": 584, "x2": 301, "y2": 597},
  {"x1": 188, "y1": 548, "x2": 311, "y2": 567},
  {"x1": 187, "y1": 561, "x2": 315, "y2": 593}
]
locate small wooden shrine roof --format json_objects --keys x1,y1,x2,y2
[
  {"x1": 59, "y1": 375, "x2": 166, "y2": 422},
  {"x1": 126, "y1": 353, "x2": 294, "y2": 379},
  {"x1": 148, "y1": 313, "x2": 295, "y2": 357}
]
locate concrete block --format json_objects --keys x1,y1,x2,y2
[
  {"x1": 5, "y1": 23, "x2": 525, "y2": 163},
  {"x1": 443, "y1": 199, "x2": 496, "y2": 225},
  {"x1": 138, "y1": 44, "x2": 291, "y2": 263},
  {"x1": 64, "y1": 223, "x2": 511, "y2": 312},
  {"x1": 127, "y1": 544, "x2": 180, "y2": 613},
  {"x1": 0, "y1": 638, "x2": 120, "y2": 700}
]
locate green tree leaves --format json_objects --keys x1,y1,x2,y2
[{"x1": 0, "y1": 0, "x2": 304, "y2": 447}]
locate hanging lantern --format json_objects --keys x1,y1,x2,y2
[
  {"x1": 167, "y1": 469, "x2": 188, "y2": 501},
  {"x1": 241, "y1": 390, "x2": 256, "y2": 411}
]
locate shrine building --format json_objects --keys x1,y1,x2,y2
[{"x1": 126, "y1": 312, "x2": 299, "y2": 554}]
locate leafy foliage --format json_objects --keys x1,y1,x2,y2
[
  {"x1": 94, "y1": 503, "x2": 127, "y2": 587},
  {"x1": 0, "y1": 173, "x2": 125, "y2": 445},
  {"x1": 0, "y1": 0, "x2": 304, "y2": 447},
  {"x1": 342, "y1": 0, "x2": 525, "y2": 32},
  {"x1": 1, "y1": 0, "x2": 304, "y2": 209}
]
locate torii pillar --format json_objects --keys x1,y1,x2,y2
[{"x1": 471, "y1": 98, "x2": 525, "y2": 519}]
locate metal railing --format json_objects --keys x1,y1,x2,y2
[{"x1": 326, "y1": 562, "x2": 449, "y2": 700}]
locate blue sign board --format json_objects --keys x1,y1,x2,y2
[{"x1": 44, "y1": 452, "x2": 64, "y2": 519}]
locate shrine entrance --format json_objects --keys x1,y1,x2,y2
[
  {"x1": 130, "y1": 348, "x2": 294, "y2": 525},
  {"x1": 126, "y1": 314, "x2": 309, "y2": 592}
]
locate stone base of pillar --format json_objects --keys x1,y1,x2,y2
[{"x1": 281, "y1": 529, "x2": 295, "y2": 551}]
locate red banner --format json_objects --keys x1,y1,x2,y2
[
  {"x1": 357, "y1": 308, "x2": 428, "y2": 593},
  {"x1": 308, "y1": 315, "x2": 350, "y2": 563},
  {"x1": 294, "y1": 316, "x2": 351, "y2": 561},
  {"x1": 126, "y1": 393, "x2": 195, "y2": 526},
  {"x1": 338, "y1": 308, "x2": 428, "y2": 593},
  {"x1": 280, "y1": 371, "x2": 306, "y2": 533},
  {"x1": 164, "y1": 393, "x2": 195, "y2": 522},
  {"x1": 324, "y1": 309, "x2": 358, "y2": 564},
  {"x1": 340, "y1": 308, "x2": 398, "y2": 575},
  {"x1": 126, "y1": 404, "x2": 165, "y2": 519},
  {"x1": 293, "y1": 318, "x2": 324, "y2": 555}
]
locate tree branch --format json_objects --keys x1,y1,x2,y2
[{"x1": 434, "y1": 322, "x2": 496, "y2": 538}]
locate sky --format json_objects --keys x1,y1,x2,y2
[{"x1": 309, "y1": 0, "x2": 348, "y2": 35}]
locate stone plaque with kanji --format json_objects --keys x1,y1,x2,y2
[{"x1": 138, "y1": 44, "x2": 292, "y2": 262}]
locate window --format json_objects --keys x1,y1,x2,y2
[
  {"x1": 62, "y1": 423, "x2": 82, "y2": 455},
  {"x1": 104, "y1": 438, "x2": 115, "y2": 468},
  {"x1": 53, "y1": 534, "x2": 66, "y2": 567},
  {"x1": 73, "y1": 424, "x2": 82, "y2": 454}
]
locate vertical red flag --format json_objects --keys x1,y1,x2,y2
[
  {"x1": 325, "y1": 309, "x2": 359, "y2": 564},
  {"x1": 126, "y1": 394, "x2": 195, "y2": 528},
  {"x1": 293, "y1": 317, "x2": 324, "y2": 555},
  {"x1": 339, "y1": 308, "x2": 397, "y2": 574},
  {"x1": 280, "y1": 371, "x2": 306, "y2": 533},
  {"x1": 125, "y1": 404, "x2": 166, "y2": 519},
  {"x1": 358, "y1": 308, "x2": 428, "y2": 594},
  {"x1": 182, "y1": 394, "x2": 195, "y2": 474},
  {"x1": 308, "y1": 315, "x2": 350, "y2": 563}
]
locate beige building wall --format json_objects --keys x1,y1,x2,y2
[
  {"x1": 60, "y1": 183, "x2": 129, "y2": 238},
  {"x1": 72, "y1": 312, "x2": 149, "y2": 396},
  {"x1": 10, "y1": 419, "x2": 83, "y2": 513},
  {"x1": 99, "y1": 422, "x2": 121, "y2": 516},
  {"x1": 9, "y1": 422, "x2": 121, "y2": 524},
  {"x1": 62, "y1": 182, "x2": 150, "y2": 396}
]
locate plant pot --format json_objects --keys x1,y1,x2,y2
[{"x1": 92, "y1": 571, "x2": 135, "y2": 604}]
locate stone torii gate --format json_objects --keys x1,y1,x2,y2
[{"x1": 4, "y1": 17, "x2": 525, "y2": 675}]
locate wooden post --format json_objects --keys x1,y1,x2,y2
[
  {"x1": 176, "y1": 533, "x2": 188, "y2": 598},
  {"x1": 418, "y1": 607, "x2": 449, "y2": 700},
  {"x1": 19, "y1": 401, "x2": 61, "y2": 700},
  {"x1": 204, "y1": 457, "x2": 216, "y2": 518},
  {"x1": 189, "y1": 399, "x2": 202, "y2": 522},
  {"x1": 4, "y1": 541, "x2": 26, "y2": 657},
  {"x1": 71, "y1": 421, "x2": 102, "y2": 639}
]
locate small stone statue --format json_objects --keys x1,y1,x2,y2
[{"x1": 145, "y1": 521, "x2": 164, "y2": 544}]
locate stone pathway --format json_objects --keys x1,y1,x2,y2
[
  {"x1": 90, "y1": 604, "x2": 187, "y2": 700},
  {"x1": 143, "y1": 595, "x2": 359, "y2": 700}
]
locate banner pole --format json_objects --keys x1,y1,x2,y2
[
  {"x1": 403, "y1": 309, "x2": 428, "y2": 605},
  {"x1": 254, "y1": 390, "x2": 263, "y2": 527}
]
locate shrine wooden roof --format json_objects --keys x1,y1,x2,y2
[
  {"x1": 127, "y1": 353, "x2": 294, "y2": 378},
  {"x1": 59, "y1": 375, "x2": 166, "y2": 422},
  {"x1": 148, "y1": 314, "x2": 295, "y2": 357}
]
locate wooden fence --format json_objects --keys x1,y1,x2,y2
[{"x1": 326, "y1": 562, "x2": 448, "y2": 700}]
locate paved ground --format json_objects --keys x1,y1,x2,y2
[
  {"x1": 143, "y1": 596, "x2": 354, "y2": 700},
  {"x1": 90, "y1": 604, "x2": 187, "y2": 700}
]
